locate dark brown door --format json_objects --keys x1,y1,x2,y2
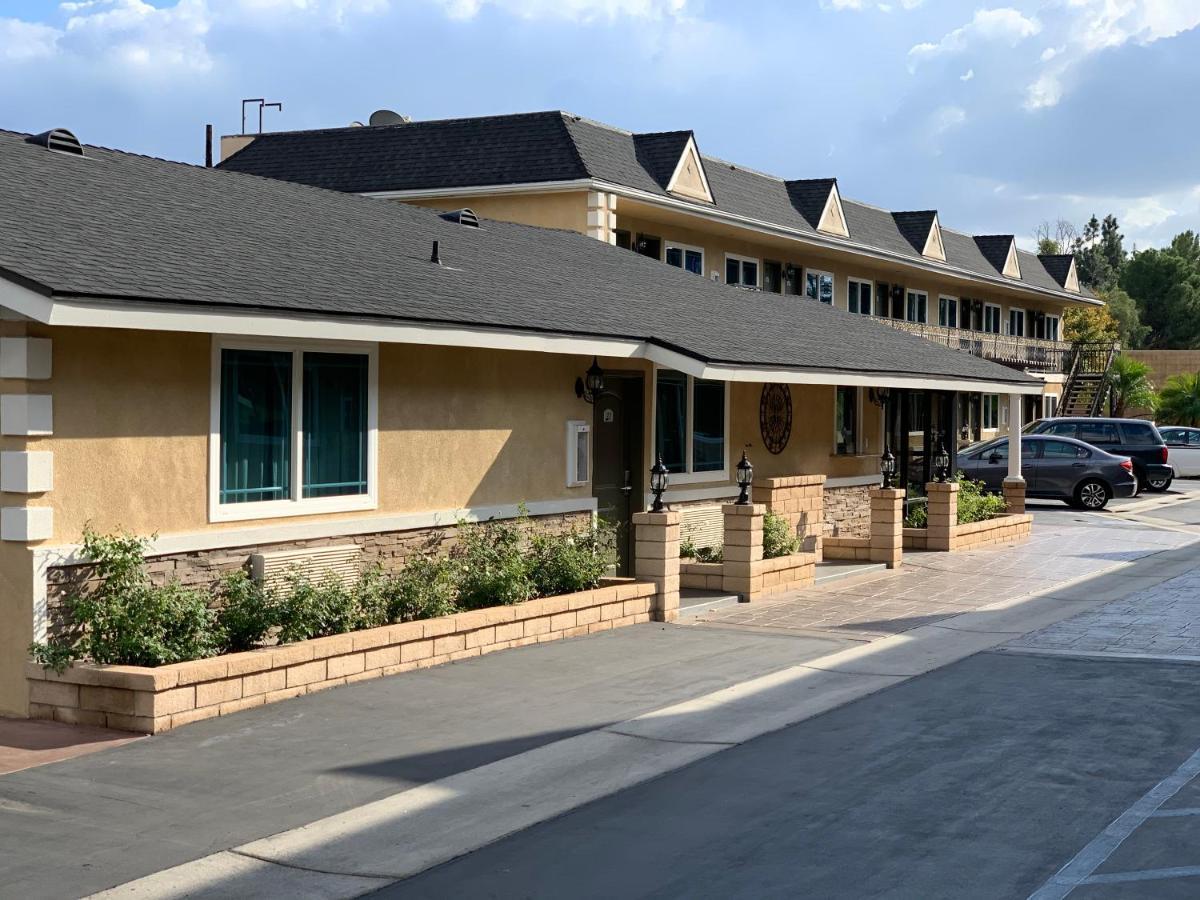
[{"x1": 592, "y1": 374, "x2": 645, "y2": 575}]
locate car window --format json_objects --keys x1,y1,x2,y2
[
  {"x1": 1161, "y1": 428, "x2": 1184, "y2": 444},
  {"x1": 1042, "y1": 439, "x2": 1088, "y2": 459},
  {"x1": 979, "y1": 441, "x2": 1007, "y2": 460},
  {"x1": 1043, "y1": 422, "x2": 1079, "y2": 438},
  {"x1": 1078, "y1": 422, "x2": 1120, "y2": 443},
  {"x1": 1191, "y1": 431, "x2": 1200, "y2": 447},
  {"x1": 1120, "y1": 422, "x2": 1160, "y2": 445}
]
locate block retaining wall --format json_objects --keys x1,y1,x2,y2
[
  {"x1": 27, "y1": 579, "x2": 655, "y2": 735},
  {"x1": 822, "y1": 536, "x2": 872, "y2": 561},
  {"x1": 903, "y1": 514, "x2": 1033, "y2": 552}
]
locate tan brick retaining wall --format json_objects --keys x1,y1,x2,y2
[
  {"x1": 680, "y1": 560, "x2": 724, "y2": 590},
  {"x1": 822, "y1": 536, "x2": 872, "y2": 561},
  {"x1": 27, "y1": 579, "x2": 655, "y2": 734},
  {"x1": 904, "y1": 513, "x2": 1032, "y2": 551},
  {"x1": 752, "y1": 475, "x2": 825, "y2": 552},
  {"x1": 824, "y1": 484, "x2": 873, "y2": 538}
]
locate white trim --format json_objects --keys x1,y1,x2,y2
[
  {"x1": 983, "y1": 302, "x2": 1002, "y2": 335},
  {"x1": 817, "y1": 183, "x2": 851, "y2": 238},
  {"x1": 28, "y1": 496, "x2": 599, "y2": 642},
  {"x1": 1003, "y1": 240, "x2": 1023, "y2": 279},
  {"x1": 664, "y1": 135, "x2": 714, "y2": 204},
  {"x1": 664, "y1": 240, "x2": 705, "y2": 276},
  {"x1": 805, "y1": 268, "x2": 835, "y2": 305},
  {"x1": 0, "y1": 450, "x2": 53, "y2": 493},
  {"x1": 565, "y1": 419, "x2": 591, "y2": 487},
  {"x1": 825, "y1": 474, "x2": 883, "y2": 489},
  {"x1": 0, "y1": 337, "x2": 52, "y2": 379},
  {"x1": 650, "y1": 365, "x2": 731, "y2": 485},
  {"x1": 0, "y1": 395, "x2": 52, "y2": 436},
  {"x1": 1, "y1": 506, "x2": 52, "y2": 542},
  {"x1": 209, "y1": 336, "x2": 380, "y2": 523},
  {"x1": 1046, "y1": 314, "x2": 1061, "y2": 342},
  {"x1": 847, "y1": 276, "x2": 874, "y2": 315},
  {"x1": 723, "y1": 252, "x2": 760, "y2": 289},
  {"x1": 938, "y1": 295, "x2": 959, "y2": 329},
  {"x1": 905, "y1": 289, "x2": 929, "y2": 324},
  {"x1": 923, "y1": 215, "x2": 947, "y2": 261},
  {"x1": 833, "y1": 385, "x2": 863, "y2": 456},
  {"x1": 1064, "y1": 259, "x2": 1081, "y2": 293},
  {"x1": 1008, "y1": 307, "x2": 1026, "y2": 338}
]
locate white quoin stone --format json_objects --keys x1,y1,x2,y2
[
  {"x1": 0, "y1": 451, "x2": 53, "y2": 493},
  {"x1": 1, "y1": 506, "x2": 53, "y2": 542},
  {"x1": 0, "y1": 337, "x2": 52, "y2": 380},
  {"x1": 0, "y1": 394, "x2": 53, "y2": 435}
]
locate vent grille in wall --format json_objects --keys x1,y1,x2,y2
[{"x1": 249, "y1": 544, "x2": 363, "y2": 591}]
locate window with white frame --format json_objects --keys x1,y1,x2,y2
[
  {"x1": 848, "y1": 278, "x2": 873, "y2": 315},
  {"x1": 939, "y1": 296, "x2": 958, "y2": 328},
  {"x1": 906, "y1": 289, "x2": 928, "y2": 323},
  {"x1": 654, "y1": 369, "x2": 728, "y2": 480},
  {"x1": 665, "y1": 241, "x2": 704, "y2": 276},
  {"x1": 1047, "y1": 315, "x2": 1061, "y2": 342},
  {"x1": 982, "y1": 393, "x2": 1000, "y2": 430},
  {"x1": 213, "y1": 340, "x2": 377, "y2": 520},
  {"x1": 805, "y1": 268, "x2": 834, "y2": 304},
  {"x1": 1044, "y1": 394, "x2": 1059, "y2": 418},
  {"x1": 1009, "y1": 308, "x2": 1026, "y2": 337},
  {"x1": 983, "y1": 303, "x2": 1002, "y2": 334},
  {"x1": 725, "y1": 253, "x2": 759, "y2": 289},
  {"x1": 566, "y1": 420, "x2": 590, "y2": 486},
  {"x1": 834, "y1": 387, "x2": 860, "y2": 455}
]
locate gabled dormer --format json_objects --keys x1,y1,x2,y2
[
  {"x1": 633, "y1": 130, "x2": 714, "y2": 204},
  {"x1": 975, "y1": 235, "x2": 1022, "y2": 280},
  {"x1": 1039, "y1": 254, "x2": 1081, "y2": 294},
  {"x1": 892, "y1": 211, "x2": 945, "y2": 261},
  {"x1": 785, "y1": 178, "x2": 850, "y2": 238}
]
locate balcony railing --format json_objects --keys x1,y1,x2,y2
[{"x1": 878, "y1": 319, "x2": 1076, "y2": 373}]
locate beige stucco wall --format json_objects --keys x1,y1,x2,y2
[{"x1": 405, "y1": 191, "x2": 589, "y2": 235}]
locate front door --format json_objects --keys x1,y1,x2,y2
[{"x1": 592, "y1": 374, "x2": 645, "y2": 576}]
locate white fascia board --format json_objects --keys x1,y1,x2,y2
[{"x1": 0, "y1": 278, "x2": 54, "y2": 323}]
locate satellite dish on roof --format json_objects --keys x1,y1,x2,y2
[{"x1": 369, "y1": 109, "x2": 411, "y2": 126}]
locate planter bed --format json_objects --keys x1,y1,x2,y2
[
  {"x1": 27, "y1": 578, "x2": 656, "y2": 734},
  {"x1": 904, "y1": 513, "x2": 1033, "y2": 552},
  {"x1": 760, "y1": 552, "x2": 818, "y2": 594},
  {"x1": 680, "y1": 561, "x2": 724, "y2": 591}
]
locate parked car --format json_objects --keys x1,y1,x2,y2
[
  {"x1": 1159, "y1": 426, "x2": 1200, "y2": 477},
  {"x1": 1025, "y1": 417, "x2": 1174, "y2": 492},
  {"x1": 958, "y1": 434, "x2": 1137, "y2": 510}
]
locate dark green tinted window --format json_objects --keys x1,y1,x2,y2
[
  {"x1": 303, "y1": 353, "x2": 369, "y2": 498},
  {"x1": 655, "y1": 370, "x2": 688, "y2": 474},
  {"x1": 220, "y1": 349, "x2": 292, "y2": 504}
]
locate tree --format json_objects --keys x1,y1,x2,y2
[
  {"x1": 1035, "y1": 219, "x2": 1077, "y2": 256},
  {"x1": 1074, "y1": 216, "x2": 1113, "y2": 290},
  {"x1": 1120, "y1": 246, "x2": 1200, "y2": 348},
  {"x1": 1157, "y1": 372, "x2": 1200, "y2": 426},
  {"x1": 1106, "y1": 355, "x2": 1156, "y2": 417},
  {"x1": 1062, "y1": 306, "x2": 1118, "y2": 344},
  {"x1": 1098, "y1": 287, "x2": 1149, "y2": 349}
]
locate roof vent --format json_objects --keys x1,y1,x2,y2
[
  {"x1": 26, "y1": 128, "x2": 84, "y2": 157},
  {"x1": 440, "y1": 208, "x2": 480, "y2": 228}
]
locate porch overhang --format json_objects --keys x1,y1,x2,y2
[{"x1": 0, "y1": 277, "x2": 1042, "y2": 397}]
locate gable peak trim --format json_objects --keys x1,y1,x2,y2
[
  {"x1": 817, "y1": 179, "x2": 849, "y2": 238},
  {"x1": 664, "y1": 133, "x2": 714, "y2": 204}
]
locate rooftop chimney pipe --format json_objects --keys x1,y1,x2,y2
[{"x1": 430, "y1": 240, "x2": 441, "y2": 265}]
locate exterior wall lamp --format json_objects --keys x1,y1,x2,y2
[
  {"x1": 574, "y1": 357, "x2": 605, "y2": 404},
  {"x1": 735, "y1": 451, "x2": 754, "y2": 504},
  {"x1": 881, "y1": 447, "x2": 897, "y2": 489},
  {"x1": 650, "y1": 456, "x2": 670, "y2": 512},
  {"x1": 933, "y1": 440, "x2": 951, "y2": 483}
]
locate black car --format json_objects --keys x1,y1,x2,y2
[
  {"x1": 958, "y1": 435, "x2": 1137, "y2": 510},
  {"x1": 1025, "y1": 417, "x2": 1174, "y2": 492}
]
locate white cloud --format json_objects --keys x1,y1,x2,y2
[
  {"x1": 960, "y1": 67, "x2": 974, "y2": 81},
  {"x1": 438, "y1": 0, "x2": 686, "y2": 20},
  {"x1": 0, "y1": 18, "x2": 61, "y2": 62},
  {"x1": 61, "y1": 0, "x2": 213, "y2": 74},
  {"x1": 908, "y1": 8, "x2": 1041, "y2": 72},
  {"x1": 933, "y1": 104, "x2": 966, "y2": 133},
  {"x1": 1123, "y1": 195, "x2": 1176, "y2": 231}
]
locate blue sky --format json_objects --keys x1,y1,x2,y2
[{"x1": 2, "y1": 0, "x2": 1198, "y2": 250}]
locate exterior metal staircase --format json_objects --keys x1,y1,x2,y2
[{"x1": 1060, "y1": 342, "x2": 1119, "y2": 417}]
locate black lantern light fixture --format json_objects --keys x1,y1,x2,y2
[
  {"x1": 649, "y1": 456, "x2": 670, "y2": 512},
  {"x1": 880, "y1": 447, "x2": 897, "y2": 489},
  {"x1": 933, "y1": 440, "x2": 951, "y2": 483},
  {"x1": 735, "y1": 450, "x2": 754, "y2": 504},
  {"x1": 574, "y1": 357, "x2": 605, "y2": 404}
]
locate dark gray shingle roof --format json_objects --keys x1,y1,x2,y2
[
  {"x1": 0, "y1": 130, "x2": 1033, "y2": 387},
  {"x1": 219, "y1": 111, "x2": 1091, "y2": 301},
  {"x1": 892, "y1": 211, "x2": 938, "y2": 255},
  {"x1": 974, "y1": 235, "x2": 1017, "y2": 275},
  {"x1": 1039, "y1": 254, "x2": 1076, "y2": 288}
]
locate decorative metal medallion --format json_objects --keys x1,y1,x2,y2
[{"x1": 759, "y1": 383, "x2": 792, "y2": 455}]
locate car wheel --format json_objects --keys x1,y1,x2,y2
[
  {"x1": 1075, "y1": 479, "x2": 1111, "y2": 511},
  {"x1": 1147, "y1": 475, "x2": 1173, "y2": 493}
]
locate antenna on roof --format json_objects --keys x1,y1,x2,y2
[
  {"x1": 241, "y1": 98, "x2": 284, "y2": 135},
  {"x1": 369, "y1": 109, "x2": 411, "y2": 126}
]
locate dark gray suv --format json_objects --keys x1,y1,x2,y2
[
  {"x1": 958, "y1": 434, "x2": 1138, "y2": 510},
  {"x1": 1025, "y1": 417, "x2": 1173, "y2": 492}
]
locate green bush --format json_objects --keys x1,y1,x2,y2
[
  {"x1": 215, "y1": 571, "x2": 277, "y2": 653},
  {"x1": 529, "y1": 521, "x2": 617, "y2": 596},
  {"x1": 680, "y1": 538, "x2": 697, "y2": 559},
  {"x1": 904, "y1": 503, "x2": 928, "y2": 529},
  {"x1": 385, "y1": 554, "x2": 459, "y2": 622},
  {"x1": 453, "y1": 515, "x2": 536, "y2": 610},
  {"x1": 762, "y1": 511, "x2": 800, "y2": 559},
  {"x1": 693, "y1": 544, "x2": 723, "y2": 563},
  {"x1": 29, "y1": 527, "x2": 217, "y2": 671},
  {"x1": 957, "y1": 475, "x2": 1007, "y2": 524},
  {"x1": 275, "y1": 571, "x2": 360, "y2": 644}
]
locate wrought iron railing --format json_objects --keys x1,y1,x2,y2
[{"x1": 877, "y1": 318, "x2": 1110, "y2": 374}]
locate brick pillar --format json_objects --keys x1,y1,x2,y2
[
  {"x1": 869, "y1": 487, "x2": 905, "y2": 568},
  {"x1": 1003, "y1": 477, "x2": 1026, "y2": 514},
  {"x1": 722, "y1": 503, "x2": 764, "y2": 601},
  {"x1": 751, "y1": 474, "x2": 825, "y2": 555},
  {"x1": 925, "y1": 482, "x2": 958, "y2": 553},
  {"x1": 632, "y1": 510, "x2": 680, "y2": 623}
]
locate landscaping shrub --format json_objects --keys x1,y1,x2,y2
[
  {"x1": 29, "y1": 527, "x2": 216, "y2": 672},
  {"x1": 956, "y1": 475, "x2": 1007, "y2": 524},
  {"x1": 904, "y1": 503, "x2": 928, "y2": 529},
  {"x1": 215, "y1": 571, "x2": 277, "y2": 653},
  {"x1": 680, "y1": 538, "x2": 697, "y2": 559},
  {"x1": 452, "y1": 515, "x2": 536, "y2": 610},
  {"x1": 528, "y1": 521, "x2": 617, "y2": 596},
  {"x1": 275, "y1": 571, "x2": 361, "y2": 643},
  {"x1": 692, "y1": 544, "x2": 723, "y2": 563},
  {"x1": 762, "y1": 511, "x2": 799, "y2": 559},
  {"x1": 383, "y1": 555, "x2": 459, "y2": 622}
]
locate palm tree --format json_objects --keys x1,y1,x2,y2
[
  {"x1": 1157, "y1": 372, "x2": 1200, "y2": 426},
  {"x1": 1106, "y1": 355, "x2": 1157, "y2": 417}
]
